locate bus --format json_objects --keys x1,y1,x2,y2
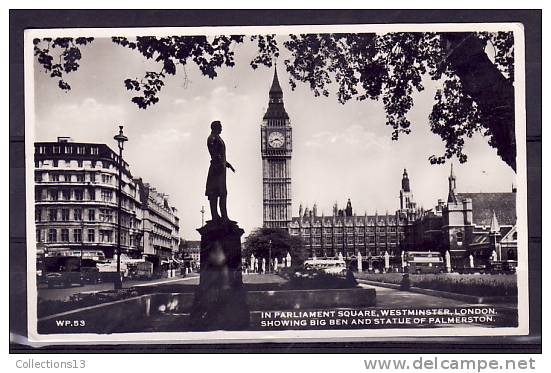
[
  {"x1": 303, "y1": 258, "x2": 348, "y2": 276},
  {"x1": 40, "y1": 250, "x2": 105, "y2": 287},
  {"x1": 406, "y1": 251, "x2": 445, "y2": 274}
]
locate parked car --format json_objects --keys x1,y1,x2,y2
[
  {"x1": 45, "y1": 271, "x2": 83, "y2": 288},
  {"x1": 81, "y1": 266, "x2": 101, "y2": 284}
]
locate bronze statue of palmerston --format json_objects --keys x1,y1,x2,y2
[{"x1": 205, "y1": 120, "x2": 235, "y2": 221}]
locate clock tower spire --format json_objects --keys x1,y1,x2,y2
[{"x1": 261, "y1": 67, "x2": 293, "y2": 229}]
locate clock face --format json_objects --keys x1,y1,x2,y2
[{"x1": 268, "y1": 131, "x2": 285, "y2": 148}]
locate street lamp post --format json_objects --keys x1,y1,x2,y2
[
  {"x1": 200, "y1": 205, "x2": 205, "y2": 227},
  {"x1": 268, "y1": 239, "x2": 272, "y2": 274},
  {"x1": 113, "y1": 125, "x2": 128, "y2": 290}
]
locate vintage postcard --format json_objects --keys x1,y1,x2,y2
[{"x1": 23, "y1": 23, "x2": 528, "y2": 343}]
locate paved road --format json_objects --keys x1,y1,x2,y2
[
  {"x1": 37, "y1": 275, "x2": 200, "y2": 301},
  {"x1": 37, "y1": 273, "x2": 286, "y2": 301}
]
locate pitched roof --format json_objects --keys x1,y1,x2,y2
[
  {"x1": 457, "y1": 192, "x2": 516, "y2": 226},
  {"x1": 269, "y1": 67, "x2": 283, "y2": 94},
  {"x1": 290, "y1": 213, "x2": 407, "y2": 226}
]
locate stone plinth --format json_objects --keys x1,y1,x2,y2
[{"x1": 189, "y1": 220, "x2": 250, "y2": 330}]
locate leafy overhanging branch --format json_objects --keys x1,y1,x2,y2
[
  {"x1": 33, "y1": 37, "x2": 94, "y2": 91},
  {"x1": 33, "y1": 32, "x2": 516, "y2": 170}
]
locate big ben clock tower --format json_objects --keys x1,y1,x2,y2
[{"x1": 261, "y1": 68, "x2": 292, "y2": 229}]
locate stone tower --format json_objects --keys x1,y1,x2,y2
[
  {"x1": 399, "y1": 168, "x2": 414, "y2": 210},
  {"x1": 261, "y1": 68, "x2": 292, "y2": 229}
]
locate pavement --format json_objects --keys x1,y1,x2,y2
[
  {"x1": 357, "y1": 282, "x2": 467, "y2": 308},
  {"x1": 38, "y1": 272, "x2": 510, "y2": 311}
]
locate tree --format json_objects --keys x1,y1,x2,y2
[
  {"x1": 243, "y1": 228, "x2": 308, "y2": 266},
  {"x1": 33, "y1": 31, "x2": 516, "y2": 170}
]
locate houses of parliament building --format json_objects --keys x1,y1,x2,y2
[
  {"x1": 259, "y1": 69, "x2": 517, "y2": 268},
  {"x1": 288, "y1": 169, "x2": 418, "y2": 260}
]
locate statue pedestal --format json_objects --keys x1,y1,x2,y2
[{"x1": 189, "y1": 220, "x2": 250, "y2": 330}]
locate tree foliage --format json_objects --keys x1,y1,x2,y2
[
  {"x1": 33, "y1": 31, "x2": 516, "y2": 170},
  {"x1": 33, "y1": 37, "x2": 94, "y2": 91},
  {"x1": 243, "y1": 228, "x2": 308, "y2": 265}
]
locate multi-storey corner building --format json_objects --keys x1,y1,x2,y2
[{"x1": 34, "y1": 137, "x2": 179, "y2": 265}]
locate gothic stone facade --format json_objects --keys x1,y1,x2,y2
[
  {"x1": 261, "y1": 68, "x2": 293, "y2": 229},
  {"x1": 289, "y1": 171, "x2": 417, "y2": 261}
]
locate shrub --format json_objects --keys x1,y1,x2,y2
[{"x1": 357, "y1": 273, "x2": 517, "y2": 297}]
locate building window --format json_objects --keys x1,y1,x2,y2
[
  {"x1": 88, "y1": 209, "x2": 95, "y2": 221},
  {"x1": 53, "y1": 146, "x2": 61, "y2": 154},
  {"x1": 49, "y1": 190, "x2": 58, "y2": 201},
  {"x1": 74, "y1": 208, "x2": 82, "y2": 221},
  {"x1": 65, "y1": 146, "x2": 73, "y2": 154},
  {"x1": 89, "y1": 172, "x2": 96, "y2": 182},
  {"x1": 91, "y1": 147, "x2": 99, "y2": 155},
  {"x1": 100, "y1": 208, "x2": 113, "y2": 223},
  {"x1": 74, "y1": 229, "x2": 82, "y2": 243},
  {"x1": 53, "y1": 160, "x2": 58, "y2": 167},
  {"x1": 49, "y1": 209, "x2": 57, "y2": 221},
  {"x1": 101, "y1": 190, "x2": 113, "y2": 202},
  {"x1": 51, "y1": 173, "x2": 59, "y2": 182},
  {"x1": 91, "y1": 161, "x2": 96, "y2": 169},
  {"x1": 456, "y1": 232, "x2": 463, "y2": 243},
  {"x1": 75, "y1": 189, "x2": 84, "y2": 201},
  {"x1": 101, "y1": 174, "x2": 112, "y2": 184},
  {"x1": 100, "y1": 230, "x2": 113, "y2": 243},
  {"x1": 87, "y1": 229, "x2": 95, "y2": 242},
  {"x1": 36, "y1": 229, "x2": 42, "y2": 243},
  {"x1": 62, "y1": 189, "x2": 71, "y2": 200},
  {"x1": 77, "y1": 160, "x2": 83, "y2": 168},
  {"x1": 48, "y1": 229, "x2": 57, "y2": 243},
  {"x1": 61, "y1": 229, "x2": 69, "y2": 242},
  {"x1": 63, "y1": 174, "x2": 71, "y2": 182},
  {"x1": 35, "y1": 172, "x2": 42, "y2": 182},
  {"x1": 89, "y1": 188, "x2": 96, "y2": 200},
  {"x1": 35, "y1": 208, "x2": 41, "y2": 222},
  {"x1": 38, "y1": 146, "x2": 45, "y2": 154},
  {"x1": 61, "y1": 209, "x2": 70, "y2": 221},
  {"x1": 77, "y1": 146, "x2": 85, "y2": 155}
]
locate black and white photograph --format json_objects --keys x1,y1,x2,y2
[{"x1": 22, "y1": 22, "x2": 529, "y2": 343}]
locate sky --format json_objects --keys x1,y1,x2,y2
[{"x1": 32, "y1": 36, "x2": 516, "y2": 239}]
